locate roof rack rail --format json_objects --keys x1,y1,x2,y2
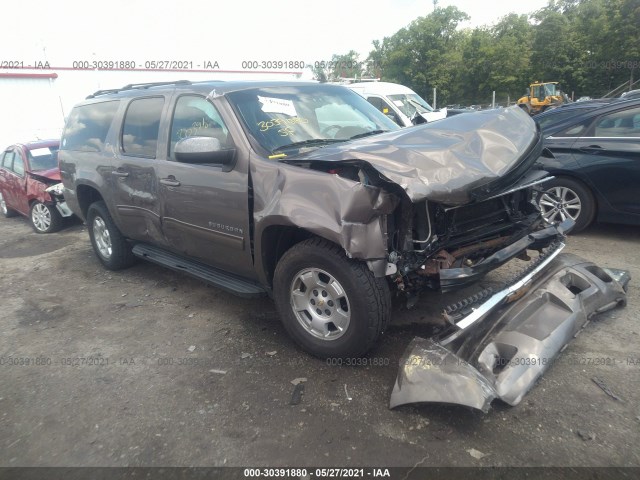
[{"x1": 86, "y1": 80, "x2": 192, "y2": 99}]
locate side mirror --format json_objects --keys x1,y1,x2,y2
[
  {"x1": 410, "y1": 112, "x2": 426, "y2": 125},
  {"x1": 175, "y1": 137, "x2": 235, "y2": 165}
]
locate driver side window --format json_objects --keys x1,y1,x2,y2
[
  {"x1": 367, "y1": 97, "x2": 402, "y2": 126},
  {"x1": 169, "y1": 96, "x2": 229, "y2": 158}
]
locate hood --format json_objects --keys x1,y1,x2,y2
[
  {"x1": 29, "y1": 168, "x2": 61, "y2": 183},
  {"x1": 287, "y1": 106, "x2": 540, "y2": 205}
]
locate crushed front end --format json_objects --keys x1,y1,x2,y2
[{"x1": 385, "y1": 169, "x2": 564, "y2": 297}]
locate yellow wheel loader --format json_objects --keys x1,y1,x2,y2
[{"x1": 517, "y1": 82, "x2": 568, "y2": 115}]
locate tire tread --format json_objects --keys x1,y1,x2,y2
[{"x1": 274, "y1": 237, "x2": 391, "y2": 358}]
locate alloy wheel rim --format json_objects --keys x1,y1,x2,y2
[
  {"x1": 290, "y1": 267, "x2": 351, "y2": 341},
  {"x1": 539, "y1": 186, "x2": 582, "y2": 223},
  {"x1": 93, "y1": 216, "x2": 112, "y2": 259},
  {"x1": 31, "y1": 203, "x2": 51, "y2": 231},
  {"x1": 0, "y1": 193, "x2": 6, "y2": 215}
]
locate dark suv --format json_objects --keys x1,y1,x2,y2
[{"x1": 59, "y1": 80, "x2": 569, "y2": 358}]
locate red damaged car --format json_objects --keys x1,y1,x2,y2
[{"x1": 0, "y1": 140, "x2": 73, "y2": 233}]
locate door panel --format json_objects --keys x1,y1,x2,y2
[
  {"x1": 2, "y1": 150, "x2": 28, "y2": 215},
  {"x1": 572, "y1": 138, "x2": 640, "y2": 215},
  {"x1": 111, "y1": 96, "x2": 166, "y2": 244},
  {"x1": 158, "y1": 94, "x2": 253, "y2": 276},
  {"x1": 571, "y1": 106, "x2": 640, "y2": 216}
]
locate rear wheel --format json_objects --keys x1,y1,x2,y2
[
  {"x1": 538, "y1": 177, "x2": 595, "y2": 233},
  {"x1": 0, "y1": 191, "x2": 17, "y2": 218},
  {"x1": 273, "y1": 238, "x2": 391, "y2": 358},
  {"x1": 30, "y1": 201, "x2": 63, "y2": 233},
  {"x1": 87, "y1": 201, "x2": 136, "y2": 270}
]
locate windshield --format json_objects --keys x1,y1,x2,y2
[
  {"x1": 226, "y1": 85, "x2": 399, "y2": 155},
  {"x1": 387, "y1": 93, "x2": 435, "y2": 117},
  {"x1": 27, "y1": 146, "x2": 59, "y2": 171}
]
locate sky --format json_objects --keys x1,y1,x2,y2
[{"x1": 3, "y1": 0, "x2": 551, "y2": 73}]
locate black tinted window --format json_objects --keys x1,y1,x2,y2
[
  {"x1": 554, "y1": 118, "x2": 593, "y2": 137},
  {"x1": 122, "y1": 97, "x2": 164, "y2": 157},
  {"x1": 62, "y1": 101, "x2": 119, "y2": 152},
  {"x1": 593, "y1": 106, "x2": 640, "y2": 137},
  {"x1": 537, "y1": 109, "x2": 594, "y2": 132}
]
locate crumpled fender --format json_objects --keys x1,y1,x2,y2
[
  {"x1": 251, "y1": 157, "x2": 398, "y2": 263},
  {"x1": 390, "y1": 253, "x2": 630, "y2": 412}
]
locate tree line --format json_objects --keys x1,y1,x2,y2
[{"x1": 311, "y1": 0, "x2": 640, "y2": 107}]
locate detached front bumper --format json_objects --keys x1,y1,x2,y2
[{"x1": 390, "y1": 252, "x2": 629, "y2": 412}]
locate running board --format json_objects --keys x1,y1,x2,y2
[{"x1": 132, "y1": 244, "x2": 267, "y2": 298}]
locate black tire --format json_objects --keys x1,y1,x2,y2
[
  {"x1": 538, "y1": 177, "x2": 596, "y2": 233},
  {"x1": 29, "y1": 201, "x2": 63, "y2": 233},
  {"x1": 273, "y1": 237, "x2": 391, "y2": 358},
  {"x1": 0, "y1": 191, "x2": 17, "y2": 218},
  {"x1": 86, "y1": 201, "x2": 136, "y2": 270}
]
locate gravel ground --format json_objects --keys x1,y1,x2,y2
[{"x1": 0, "y1": 214, "x2": 638, "y2": 468}]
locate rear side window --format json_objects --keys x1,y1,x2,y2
[
  {"x1": 2, "y1": 151, "x2": 15, "y2": 169},
  {"x1": 61, "y1": 101, "x2": 119, "y2": 152},
  {"x1": 121, "y1": 97, "x2": 165, "y2": 158}
]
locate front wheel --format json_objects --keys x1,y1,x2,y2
[
  {"x1": 538, "y1": 177, "x2": 596, "y2": 233},
  {"x1": 273, "y1": 238, "x2": 391, "y2": 358},
  {"x1": 87, "y1": 201, "x2": 136, "y2": 270},
  {"x1": 30, "y1": 201, "x2": 62, "y2": 233}
]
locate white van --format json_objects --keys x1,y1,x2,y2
[{"x1": 346, "y1": 81, "x2": 447, "y2": 126}]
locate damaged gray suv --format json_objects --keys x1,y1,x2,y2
[{"x1": 59, "y1": 81, "x2": 629, "y2": 409}]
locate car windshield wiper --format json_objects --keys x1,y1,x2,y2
[
  {"x1": 272, "y1": 138, "x2": 345, "y2": 154},
  {"x1": 349, "y1": 129, "x2": 389, "y2": 140}
]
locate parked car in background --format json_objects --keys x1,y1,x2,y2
[
  {"x1": 0, "y1": 140, "x2": 73, "y2": 233},
  {"x1": 346, "y1": 81, "x2": 468, "y2": 127},
  {"x1": 534, "y1": 99, "x2": 618, "y2": 132},
  {"x1": 536, "y1": 98, "x2": 640, "y2": 232},
  {"x1": 620, "y1": 89, "x2": 640, "y2": 100}
]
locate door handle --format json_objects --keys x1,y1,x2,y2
[
  {"x1": 160, "y1": 177, "x2": 181, "y2": 187},
  {"x1": 112, "y1": 169, "x2": 129, "y2": 177},
  {"x1": 579, "y1": 145, "x2": 603, "y2": 153}
]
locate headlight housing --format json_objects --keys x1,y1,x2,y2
[{"x1": 45, "y1": 183, "x2": 65, "y2": 196}]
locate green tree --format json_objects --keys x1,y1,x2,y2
[{"x1": 367, "y1": 6, "x2": 470, "y2": 105}]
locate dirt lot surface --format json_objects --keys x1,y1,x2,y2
[{"x1": 1, "y1": 214, "x2": 638, "y2": 468}]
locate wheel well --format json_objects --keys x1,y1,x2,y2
[
  {"x1": 261, "y1": 226, "x2": 314, "y2": 287},
  {"x1": 76, "y1": 185, "x2": 104, "y2": 219}
]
